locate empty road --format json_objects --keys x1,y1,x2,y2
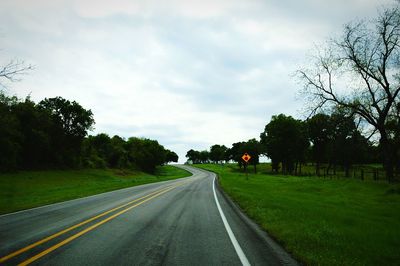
[{"x1": 0, "y1": 166, "x2": 297, "y2": 265}]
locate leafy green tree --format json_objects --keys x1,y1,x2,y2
[
  {"x1": 242, "y1": 139, "x2": 262, "y2": 173},
  {"x1": 127, "y1": 137, "x2": 166, "y2": 173},
  {"x1": 209, "y1": 144, "x2": 228, "y2": 164},
  {"x1": 12, "y1": 98, "x2": 53, "y2": 169},
  {"x1": 165, "y1": 149, "x2": 179, "y2": 163},
  {"x1": 260, "y1": 114, "x2": 309, "y2": 174},
  {"x1": 325, "y1": 110, "x2": 372, "y2": 176},
  {"x1": 38, "y1": 97, "x2": 94, "y2": 167},
  {"x1": 0, "y1": 92, "x2": 21, "y2": 171},
  {"x1": 186, "y1": 149, "x2": 199, "y2": 164},
  {"x1": 109, "y1": 135, "x2": 129, "y2": 168},
  {"x1": 38, "y1": 97, "x2": 94, "y2": 139},
  {"x1": 307, "y1": 110, "x2": 375, "y2": 176},
  {"x1": 199, "y1": 150, "x2": 210, "y2": 163},
  {"x1": 307, "y1": 114, "x2": 331, "y2": 175},
  {"x1": 228, "y1": 142, "x2": 246, "y2": 168},
  {"x1": 81, "y1": 133, "x2": 112, "y2": 168}
]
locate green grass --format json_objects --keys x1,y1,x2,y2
[
  {"x1": 194, "y1": 163, "x2": 400, "y2": 266},
  {"x1": 0, "y1": 165, "x2": 190, "y2": 214}
]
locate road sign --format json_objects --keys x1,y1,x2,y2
[{"x1": 241, "y1": 153, "x2": 251, "y2": 163}]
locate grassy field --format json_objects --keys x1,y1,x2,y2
[
  {"x1": 194, "y1": 163, "x2": 400, "y2": 266},
  {"x1": 0, "y1": 165, "x2": 190, "y2": 214}
]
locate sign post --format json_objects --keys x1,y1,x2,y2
[{"x1": 241, "y1": 153, "x2": 251, "y2": 180}]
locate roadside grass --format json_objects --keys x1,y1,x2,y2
[
  {"x1": 194, "y1": 163, "x2": 400, "y2": 266},
  {"x1": 0, "y1": 165, "x2": 190, "y2": 215}
]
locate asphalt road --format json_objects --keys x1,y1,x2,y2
[{"x1": 0, "y1": 165, "x2": 298, "y2": 266}]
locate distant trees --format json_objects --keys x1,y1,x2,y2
[
  {"x1": 185, "y1": 111, "x2": 380, "y2": 177},
  {"x1": 125, "y1": 137, "x2": 167, "y2": 173},
  {"x1": 185, "y1": 149, "x2": 200, "y2": 164},
  {"x1": 185, "y1": 140, "x2": 262, "y2": 173},
  {"x1": 297, "y1": 5, "x2": 400, "y2": 180},
  {"x1": 209, "y1": 144, "x2": 227, "y2": 164},
  {"x1": 81, "y1": 135, "x2": 176, "y2": 173},
  {"x1": 185, "y1": 149, "x2": 210, "y2": 164},
  {"x1": 0, "y1": 92, "x2": 177, "y2": 173}
]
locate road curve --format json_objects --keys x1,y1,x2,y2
[{"x1": 0, "y1": 165, "x2": 297, "y2": 265}]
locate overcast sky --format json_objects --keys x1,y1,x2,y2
[{"x1": 0, "y1": 0, "x2": 393, "y2": 162}]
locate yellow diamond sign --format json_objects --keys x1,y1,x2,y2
[{"x1": 241, "y1": 153, "x2": 251, "y2": 163}]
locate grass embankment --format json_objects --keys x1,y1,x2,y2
[
  {"x1": 195, "y1": 163, "x2": 400, "y2": 266},
  {"x1": 0, "y1": 165, "x2": 190, "y2": 215}
]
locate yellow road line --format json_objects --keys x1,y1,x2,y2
[
  {"x1": 18, "y1": 184, "x2": 179, "y2": 266},
  {"x1": 0, "y1": 184, "x2": 176, "y2": 263}
]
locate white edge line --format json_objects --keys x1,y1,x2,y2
[{"x1": 213, "y1": 175, "x2": 251, "y2": 266}]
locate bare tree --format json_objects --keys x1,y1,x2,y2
[
  {"x1": 0, "y1": 59, "x2": 33, "y2": 88},
  {"x1": 297, "y1": 5, "x2": 400, "y2": 180}
]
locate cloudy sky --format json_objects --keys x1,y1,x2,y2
[{"x1": 0, "y1": 0, "x2": 393, "y2": 162}]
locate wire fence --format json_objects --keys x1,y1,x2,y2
[{"x1": 262, "y1": 163, "x2": 400, "y2": 182}]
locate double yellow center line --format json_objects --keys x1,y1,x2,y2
[{"x1": 1, "y1": 181, "x2": 185, "y2": 265}]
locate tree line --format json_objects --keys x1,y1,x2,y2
[
  {"x1": 0, "y1": 93, "x2": 178, "y2": 173},
  {"x1": 186, "y1": 110, "x2": 391, "y2": 176}
]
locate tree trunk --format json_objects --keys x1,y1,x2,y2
[
  {"x1": 380, "y1": 131, "x2": 394, "y2": 182},
  {"x1": 345, "y1": 164, "x2": 350, "y2": 178}
]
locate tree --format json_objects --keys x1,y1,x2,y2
[
  {"x1": 81, "y1": 133, "x2": 112, "y2": 168},
  {"x1": 297, "y1": 5, "x2": 400, "y2": 180},
  {"x1": 39, "y1": 97, "x2": 95, "y2": 139},
  {"x1": 228, "y1": 142, "x2": 246, "y2": 168},
  {"x1": 329, "y1": 110, "x2": 366, "y2": 177},
  {"x1": 199, "y1": 150, "x2": 210, "y2": 164},
  {"x1": 12, "y1": 98, "x2": 53, "y2": 169},
  {"x1": 127, "y1": 137, "x2": 166, "y2": 173},
  {"x1": 186, "y1": 149, "x2": 199, "y2": 164},
  {"x1": 242, "y1": 139, "x2": 262, "y2": 173},
  {"x1": 307, "y1": 113, "x2": 332, "y2": 175},
  {"x1": 165, "y1": 150, "x2": 179, "y2": 163},
  {"x1": 38, "y1": 97, "x2": 95, "y2": 167},
  {"x1": 260, "y1": 114, "x2": 309, "y2": 174},
  {"x1": 209, "y1": 144, "x2": 228, "y2": 164},
  {"x1": 386, "y1": 103, "x2": 400, "y2": 174},
  {"x1": 109, "y1": 135, "x2": 129, "y2": 168},
  {"x1": 0, "y1": 92, "x2": 21, "y2": 171}
]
